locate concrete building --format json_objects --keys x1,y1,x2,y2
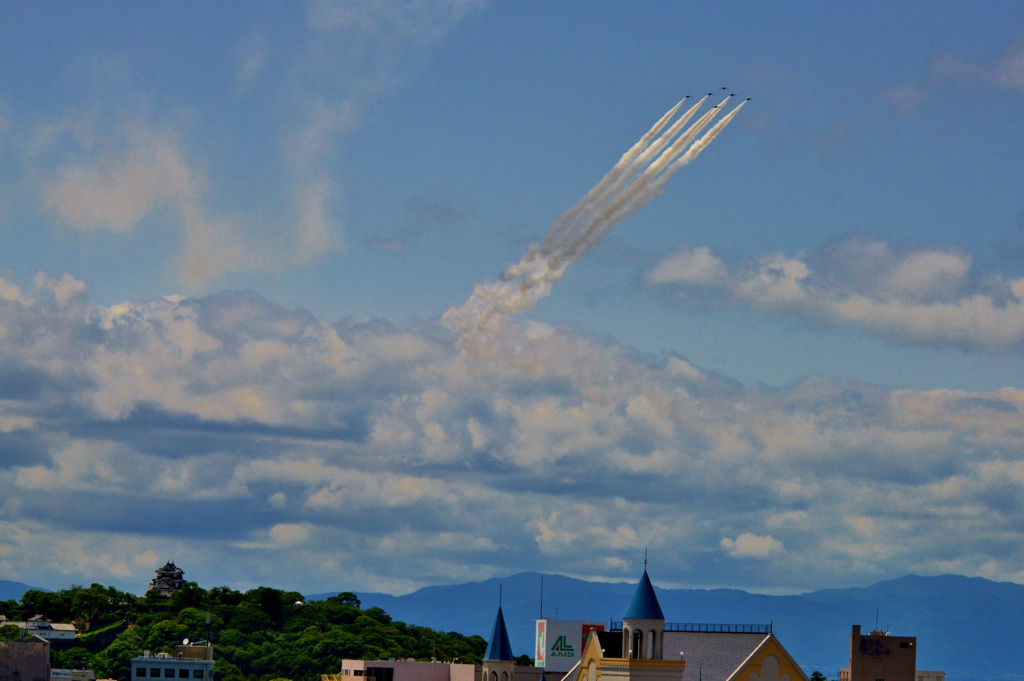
[
  {"x1": 130, "y1": 645, "x2": 213, "y2": 681},
  {"x1": 148, "y1": 563, "x2": 186, "y2": 597},
  {"x1": 0, "y1": 638, "x2": 51, "y2": 681},
  {"x1": 0, "y1": 616, "x2": 76, "y2": 642},
  {"x1": 325, "y1": 660, "x2": 475, "y2": 681},
  {"x1": 838, "y1": 626, "x2": 942, "y2": 681}
]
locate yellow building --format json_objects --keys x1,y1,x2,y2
[{"x1": 561, "y1": 570, "x2": 806, "y2": 681}]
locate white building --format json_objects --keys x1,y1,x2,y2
[
  {"x1": 130, "y1": 646, "x2": 213, "y2": 681},
  {"x1": 0, "y1": 616, "x2": 77, "y2": 641},
  {"x1": 534, "y1": 620, "x2": 606, "y2": 673},
  {"x1": 52, "y1": 669, "x2": 96, "y2": 681}
]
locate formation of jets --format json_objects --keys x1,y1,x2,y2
[{"x1": 695, "y1": 87, "x2": 752, "y2": 102}]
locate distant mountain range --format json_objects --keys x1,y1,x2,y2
[
  {"x1": 0, "y1": 579, "x2": 46, "y2": 601},
  {"x1": 311, "y1": 572, "x2": 1024, "y2": 681},
  {"x1": 4, "y1": 573, "x2": 1019, "y2": 680}
]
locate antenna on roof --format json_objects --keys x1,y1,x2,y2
[{"x1": 644, "y1": 547, "x2": 648, "y2": 570}]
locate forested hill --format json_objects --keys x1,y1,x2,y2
[{"x1": 0, "y1": 583, "x2": 488, "y2": 681}]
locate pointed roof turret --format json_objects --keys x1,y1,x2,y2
[
  {"x1": 484, "y1": 606, "x2": 515, "y2": 661},
  {"x1": 623, "y1": 570, "x2": 664, "y2": 620}
]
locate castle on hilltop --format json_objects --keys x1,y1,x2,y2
[{"x1": 148, "y1": 561, "x2": 185, "y2": 597}]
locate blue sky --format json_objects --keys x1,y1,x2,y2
[{"x1": 1, "y1": 1, "x2": 1024, "y2": 598}]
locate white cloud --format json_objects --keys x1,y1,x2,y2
[
  {"x1": 721, "y1": 533, "x2": 784, "y2": 559},
  {"x1": 234, "y1": 523, "x2": 312, "y2": 550},
  {"x1": 0, "y1": 275, "x2": 27, "y2": 304},
  {"x1": 646, "y1": 236, "x2": 1024, "y2": 353},
  {"x1": 32, "y1": 271, "x2": 87, "y2": 308},
  {"x1": 42, "y1": 123, "x2": 196, "y2": 235},
  {"x1": 2, "y1": 280, "x2": 1024, "y2": 592},
  {"x1": 645, "y1": 247, "x2": 727, "y2": 285}
]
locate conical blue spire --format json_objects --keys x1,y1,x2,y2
[
  {"x1": 623, "y1": 570, "x2": 664, "y2": 620},
  {"x1": 485, "y1": 606, "x2": 515, "y2": 661}
]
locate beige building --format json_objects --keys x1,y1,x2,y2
[{"x1": 325, "y1": 660, "x2": 475, "y2": 681}]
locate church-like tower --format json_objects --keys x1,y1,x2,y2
[
  {"x1": 620, "y1": 569, "x2": 665, "y2": 660},
  {"x1": 481, "y1": 604, "x2": 516, "y2": 681}
]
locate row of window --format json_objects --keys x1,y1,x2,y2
[{"x1": 134, "y1": 669, "x2": 205, "y2": 678}]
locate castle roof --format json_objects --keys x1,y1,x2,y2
[
  {"x1": 155, "y1": 561, "x2": 184, "y2": 576},
  {"x1": 484, "y1": 606, "x2": 515, "y2": 661},
  {"x1": 623, "y1": 569, "x2": 664, "y2": 620}
]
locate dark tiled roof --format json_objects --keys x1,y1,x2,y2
[{"x1": 663, "y1": 632, "x2": 769, "y2": 681}]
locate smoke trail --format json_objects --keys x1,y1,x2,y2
[
  {"x1": 567, "y1": 99, "x2": 730, "y2": 258},
  {"x1": 547, "y1": 96, "x2": 709, "y2": 258},
  {"x1": 443, "y1": 95, "x2": 745, "y2": 357},
  {"x1": 603, "y1": 100, "x2": 748, "y2": 229}
]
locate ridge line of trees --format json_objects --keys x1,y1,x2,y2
[{"x1": 1, "y1": 583, "x2": 488, "y2": 681}]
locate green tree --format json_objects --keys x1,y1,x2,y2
[
  {"x1": 170, "y1": 583, "x2": 205, "y2": 611},
  {"x1": 332, "y1": 593, "x2": 360, "y2": 608},
  {"x1": 5, "y1": 580, "x2": 489, "y2": 681},
  {"x1": 809, "y1": 672, "x2": 827, "y2": 681},
  {"x1": 55, "y1": 647, "x2": 95, "y2": 670},
  {"x1": 0, "y1": 599, "x2": 24, "y2": 620},
  {"x1": 93, "y1": 635, "x2": 142, "y2": 681},
  {"x1": 0, "y1": 624, "x2": 22, "y2": 641}
]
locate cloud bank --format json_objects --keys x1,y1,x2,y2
[
  {"x1": 647, "y1": 236, "x2": 1024, "y2": 353},
  {"x1": 3, "y1": 273, "x2": 1024, "y2": 594}
]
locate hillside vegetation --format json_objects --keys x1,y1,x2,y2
[{"x1": 0, "y1": 583, "x2": 487, "y2": 681}]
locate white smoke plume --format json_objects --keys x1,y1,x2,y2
[{"x1": 443, "y1": 95, "x2": 746, "y2": 357}]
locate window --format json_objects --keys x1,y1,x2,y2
[
  {"x1": 136, "y1": 669, "x2": 146, "y2": 677},
  {"x1": 354, "y1": 672, "x2": 364, "y2": 677},
  {"x1": 165, "y1": 670, "x2": 175, "y2": 678},
  {"x1": 192, "y1": 671, "x2": 204, "y2": 679},
  {"x1": 151, "y1": 669, "x2": 161, "y2": 677},
  {"x1": 900, "y1": 642, "x2": 909, "y2": 649},
  {"x1": 366, "y1": 668, "x2": 394, "y2": 681},
  {"x1": 179, "y1": 670, "x2": 189, "y2": 678}
]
